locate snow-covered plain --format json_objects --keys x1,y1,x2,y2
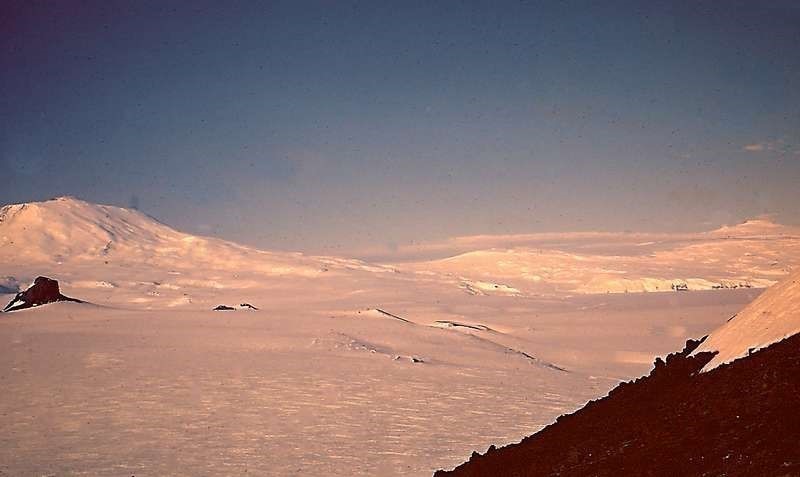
[{"x1": 0, "y1": 197, "x2": 793, "y2": 475}]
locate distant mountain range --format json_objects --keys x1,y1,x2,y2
[{"x1": 2, "y1": 197, "x2": 798, "y2": 307}]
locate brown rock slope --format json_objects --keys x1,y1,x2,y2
[{"x1": 434, "y1": 334, "x2": 800, "y2": 477}]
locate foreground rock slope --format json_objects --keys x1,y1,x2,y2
[
  {"x1": 436, "y1": 270, "x2": 800, "y2": 477},
  {"x1": 436, "y1": 334, "x2": 800, "y2": 477}
]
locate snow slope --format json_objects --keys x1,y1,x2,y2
[
  {"x1": 0, "y1": 196, "x2": 353, "y2": 276},
  {"x1": 692, "y1": 268, "x2": 800, "y2": 371},
  {"x1": 408, "y1": 219, "x2": 800, "y2": 295},
  {"x1": 0, "y1": 197, "x2": 406, "y2": 310}
]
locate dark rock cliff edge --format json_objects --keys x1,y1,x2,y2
[{"x1": 435, "y1": 334, "x2": 800, "y2": 477}]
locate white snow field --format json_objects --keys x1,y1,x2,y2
[{"x1": 0, "y1": 197, "x2": 795, "y2": 475}]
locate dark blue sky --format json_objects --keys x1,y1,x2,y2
[{"x1": 2, "y1": 1, "x2": 799, "y2": 255}]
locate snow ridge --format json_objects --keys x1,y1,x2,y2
[{"x1": 692, "y1": 268, "x2": 800, "y2": 371}]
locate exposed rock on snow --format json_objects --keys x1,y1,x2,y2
[
  {"x1": 432, "y1": 321, "x2": 494, "y2": 332},
  {"x1": 362, "y1": 308, "x2": 413, "y2": 323},
  {"x1": 213, "y1": 303, "x2": 259, "y2": 311},
  {"x1": 459, "y1": 280, "x2": 521, "y2": 296},
  {"x1": 2, "y1": 276, "x2": 82, "y2": 312}
]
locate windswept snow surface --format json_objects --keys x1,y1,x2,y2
[
  {"x1": 0, "y1": 292, "x2": 756, "y2": 476},
  {"x1": 0, "y1": 197, "x2": 791, "y2": 475},
  {"x1": 692, "y1": 269, "x2": 800, "y2": 372}
]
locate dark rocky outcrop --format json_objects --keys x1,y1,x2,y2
[
  {"x1": 2, "y1": 276, "x2": 83, "y2": 312},
  {"x1": 435, "y1": 334, "x2": 800, "y2": 477},
  {"x1": 213, "y1": 305, "x2": 236, "y2": 311},
  {"x1": 240, "y1": 303, "x2": 258, "y2": 310}
]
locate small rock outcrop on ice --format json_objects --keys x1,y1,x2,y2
[
  {"x1": 2, "y1": 276, "x2": 83, "y2": 312},
  {"x1": 213, "y1": 303, "x2": 259, "y2": 311}
]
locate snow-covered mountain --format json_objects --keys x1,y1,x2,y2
[
  {"x1": 0, "y1": 197, "x2": 401, "y2": 310},
  {"x1": 1, "y1": 196, "x2": 338, "y2": 276}
]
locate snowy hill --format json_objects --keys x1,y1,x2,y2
[
  {"x1": 0, "y1": 197, "x2": 401, "y2": 310},
  {"x1": 691, "y1": 268, "x2": 800, "y2": 371},
  {"x1": 0, "y1": 196, "x2": 327, "y2": 275},
  {"x1": 408, "y1": 219, "x2": 800, "y2": 295}
]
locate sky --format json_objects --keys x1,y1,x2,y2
[{"x1": 2, "y1": 0, "x2": 799, "y2": 257}]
